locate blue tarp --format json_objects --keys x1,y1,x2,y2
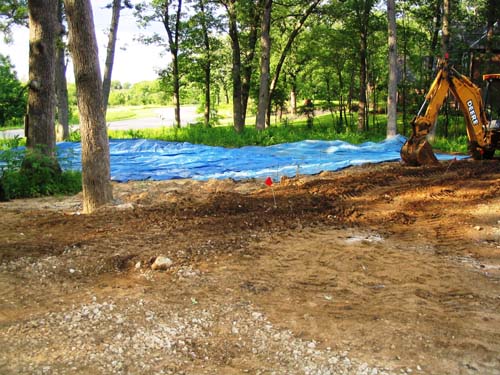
[{"x1": 54, "y1": 135, "x2": 461, "y2": 182}]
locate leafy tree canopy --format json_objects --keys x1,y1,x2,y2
[
  {"x1": 0, "y1": 0, "x2": 27, "y2": 43},
  {"x1": 0, "y1": 54, "x2": 26, "y2": 127}
]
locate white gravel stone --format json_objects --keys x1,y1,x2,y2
[{"x1": 151, "y1": 256, "x2": 173, "y2": 270}]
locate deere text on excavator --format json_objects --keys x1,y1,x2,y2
[{"x1": 400, "y1": 58, "x2": 500, "y2": 165}]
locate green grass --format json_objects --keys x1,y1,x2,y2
[
  {"x1": 0, "y1": 136, "x2": 25, "y2": 150},
  {"x1": 63, "y1": 111, "x2": 476, "y2": 153},
  {"x1": 1, "y1": 109, "x2": 484, "y2": 156},
  {"x1": 0, "y1": 123, "x2": 24, "y2": 131},
  {"x1": 94, "y1": 114, "x2": 385, "y2": 148},
  {"x1": 430, "y1": 135, "x2": 469, "y2": 154}
]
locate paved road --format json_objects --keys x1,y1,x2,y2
[{"x1": 0, "y1": 106, "x2": 200, "y2": 139}]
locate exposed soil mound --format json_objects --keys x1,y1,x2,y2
[{"x1": 1, "y1": 159, "x2": 499, "y2": 374}]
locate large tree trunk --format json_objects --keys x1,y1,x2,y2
[
  {"x1": 386, "y1": 0, "x2": 397, "y2": 138},
  {"x1": 64, "y1": 0, "x2": 113, "y2": 213},
  {"x1": 102, "y1": 0, "x2": 121, "y2": 116},
  {"x1": 26, "y1": 0, "x2": 58, "y2": 157},
  {"x1": 55, "y1": 0, "x2": 69, "y2": 141},
  {"x1": 256, "y1": 0, "x2": 272, "y2": 131}
]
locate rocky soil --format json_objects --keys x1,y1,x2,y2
[{"x1": 0, "y1": 159, "x2": 499, "y2": 374}]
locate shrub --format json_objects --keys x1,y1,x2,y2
[{"x1": 0, "y1": 147, "x2": 82, "y2": 200}]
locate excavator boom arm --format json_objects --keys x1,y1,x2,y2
[
  {"x1": 447, "y1": 69, "x2": 489, "y2": 147},
  {"x1": 401, "y1": 59, "x2": 496, "y2": 165},
  {"x1": 410, "y1": 68, "x2": 452, "y2": 138}
]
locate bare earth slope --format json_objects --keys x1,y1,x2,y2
[{"x1": 0, "y1": 159, "x2": 499, "y2": 375}]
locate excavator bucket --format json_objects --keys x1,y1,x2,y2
[{"x1": 400, "y1": 136, "x2": 439, "y2": 166}]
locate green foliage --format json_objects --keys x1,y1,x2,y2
[
  {"x1": 0, "y1": 54, "x2": 26, "y2": 127},
  {"x1": 0, "y1": 144, "x2": 81, "y2": 200},
  {"x1": 106, "y1": 80, "x2": 169, "y2": 107},
  {"x1": 87, "y1": 114, "x2": 383, "y2": 148},
  {"x1": 66, "y1": 109, "x2": 470, "y2": 155},
  {"x1": 430, "y1": 135, "x2": 469, "y2": 154},
  {"x1": 0, "y1": 0, "x2": 27, "y2": 42},
  {"x1": 0, "y1": 135, "x2": 24, "y2": 150}
]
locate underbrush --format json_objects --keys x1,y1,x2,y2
[
  {"x1": 430, "y1": 135, "x2": 469, "y2": 154},
  {"x1": 0, "y1": 139, "x2": 81, "y2": 200}
]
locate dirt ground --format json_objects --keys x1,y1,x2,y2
[{"x1": 0, "y1": 159, "x2": 499, "y2": 375}]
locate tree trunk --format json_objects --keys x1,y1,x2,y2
[
  {"x1": 428, "y1": 0, "x2": 450, "y2": 142},
  {"x1": 337, "y1": 67, "x2": 344, "y2": 129},
  {"x1": 55, "y1": 0, "x2": 69, "y2": 141},
  {"x1": 428, "y1": 0, "x2": 451, "y2": 142},
  {"x1": 427, "y1": 1, "x2": 441, "y2": 85},
  {"x1": 162, "y1": 0, "x2": 183, "y2": 128},
  {"x1": 290, "y1": 84, "x2": 297, "y2": 115},
  {"x1": 55, "y1": 44, "x2": 69, "y2": 140},
  {"x1": 204, "y1": 59, "x2": 211, "y2": 127},
  {"x1": 485, "y1": 0, "x2": 499, "y2": 55},
  {"x1": 348, "y1": 67, "x2": 355, "y2": 113},
  {"x1": 64, "y1": 0, "x2": 113, "y2": 213},
  {"x1": 357, "y1": 33, "x2": 367, "y2": 132},
  {"x1": 26, "y1": 0, "x2": 58, "y2": 157},
  {"x1": 199, "y1": 0, "x2": 211, "y2": 127},
  {"x1": 223, "y1": 0, "x2": 261, "y2": 132},
  {"x1": 256, "y1": 0, "x2": 272, "y2": 131},
  {"x1": 402, "y1": 1, "x2": 408, "y2": 134},
  {"x1": 356, "y1": 0, "x2": 373, "y2": 132},
  {"x1": 441, "y1": 0, "x2": 450, "y2": 58},
  {"x1": 386, "y1": 0, "x2": 397, "y2": 138},
  {"x1": 325, "y1": 74, "x2": 336, "y2": 124},
  {"x1": 102, "y1": 0, "x2": 121, "y2": 116},
  {"x1": 240, "y1": 0, "x2": 261, "y2": 127},
  {"x1": 266, "y1": 0, "x2": 321, "y2": 127},
  {"x1": 226, "y1": 0, "x2": 244, "y2": 132},
  {"x1": 170, "y1": 46, "x2": 181, "y2": 127}
]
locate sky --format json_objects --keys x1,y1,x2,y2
[{"x1": 0, "y1": 1, "x2": 167, "y2": 84}]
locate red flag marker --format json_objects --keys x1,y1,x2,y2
[{"x1": 264, "y1": 176, "x2": 277, "y2": 208}]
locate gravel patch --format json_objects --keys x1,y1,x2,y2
[{"x1": 0, "y1": 295, "x2": 398, "y2": 375}]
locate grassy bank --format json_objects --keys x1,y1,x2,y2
[
  {"x1": 1, "y1": 111, "x2": 481, "y2": 155},
  {"x1": 104, "y1": 118, "x2": 385, "y2": 148}
]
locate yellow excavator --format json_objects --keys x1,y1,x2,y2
[{"x1": 400, "y1": 58, "x2": 500, "y2": 165}]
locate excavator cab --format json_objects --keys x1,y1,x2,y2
[
  {"x1": 483, "y1": 73, "x2": 500, "y2": 131},
  {"x1": 401, "y1": 59, "x2": 500, "y2": 166}
]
